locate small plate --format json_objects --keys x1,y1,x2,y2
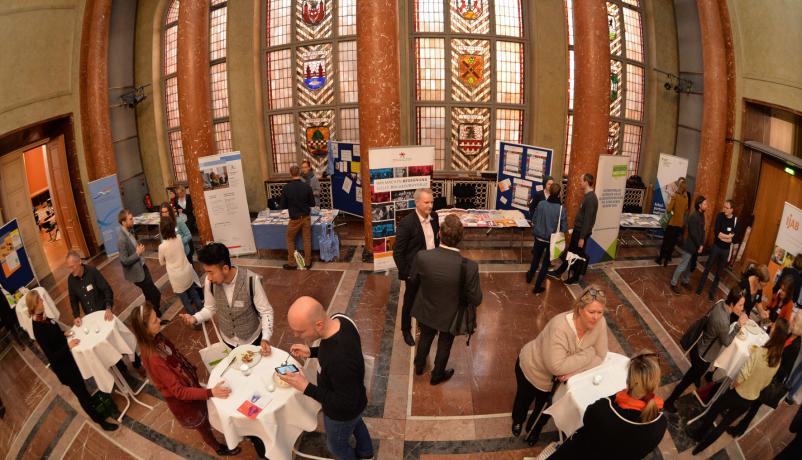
[
  {"x1": 233, "y1": 345, "x2": 262, "y2": 370},
  {"x1": 745, "y1": 321, "x2": 762, "y2": 335}
]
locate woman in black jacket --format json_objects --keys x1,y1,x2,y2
[{"x1": 550, "y1": 352, "x2": 667, "y2": 459}]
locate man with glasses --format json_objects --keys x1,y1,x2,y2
[{"x1": 696, "y1": 200, "x2": 737, "y2": 301}]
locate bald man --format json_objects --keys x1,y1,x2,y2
[{"x1": 280, "y1": 297, "x2": 374, "y2": 460}]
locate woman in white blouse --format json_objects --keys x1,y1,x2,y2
[{"x1": 158, "y1": 216, "x2": 202, "y2": 315}]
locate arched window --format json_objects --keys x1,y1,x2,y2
[
  {"x1": 564, "y1": 0, "x2": 645, "y2": 177},
  {"x1": 264, "y1": 0, "x2": 359, "y2": 176},
  {"x1": 162, "y1": 0, "x2": 185, "y2": 182},
  {"x1": 412, "y1": 0, "x2": 527, "y2": 171},
  {"x1": 210, "y1": 0, "x2": 233, "y2": 153}
]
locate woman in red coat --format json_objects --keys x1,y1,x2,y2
[{"x1": 130, "y1": 303, "x2": 240, "y2": 456}]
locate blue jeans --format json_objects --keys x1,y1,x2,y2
[
  {"x1": 323, "y1": 413, "x2": 373, "y2": 460},
  {"x1": 176, "y1": 284, "x2": 203, "y2": 314},
  {"x1": 671, "y1": 249, "x2": 694, "y2": 286}
]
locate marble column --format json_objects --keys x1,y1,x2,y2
[
  {"x1": 79, "y1": 0, "x2": 115, "y2": 180},
  {"x1": 566, "y1": 0, "x2": 610, "y2": 225},
  {"x1": 695, "y1": 0, "x2": 728, "y2": 237},
  {"x1": 356, "y1": 0, "x2": 402, "y2": 252},
  {"x1": 177, "y1": 0, "x2": 215, "y2": 244},
  {"x1": 714, "y1": 0, "x2": 737, "y2": 226}
]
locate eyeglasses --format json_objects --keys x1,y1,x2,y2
[{"x1": 633, "y1": 351, "x2": 659, "y2": 361}]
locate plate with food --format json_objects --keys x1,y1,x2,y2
[
  {"x1": 744, "y1": 320, "x2": 763, "y2": 335},
  {"x1": 234, "y1": 345, "x2": 262, "y2": 370}
]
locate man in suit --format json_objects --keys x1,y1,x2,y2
[
  {"x1": 117, "y1": 209, "x2": 164, "y2": 319},
  {"x1": 410, "y1": 215, "x2": 482, "y2": 385},
  {"x1": 393, "y1": 188, "x2": 439, "y2": 346}
]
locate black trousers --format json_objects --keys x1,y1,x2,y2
[
  {"x1": 666, "y1": 346, "x2": 711, "y2": 405},
  {"x1": 528, "y1": 239, "x2": 551, "y2": 290},
  {"x1": 691, "y1": 388, "x2": 752, "y2": 453},
  {"x1": 67, "y1": 380, "x2": 108, "y2": 424},
  {"x1": 658, "y1": 225, "x2": 683, "y2": 263},
  {"x1": 135, "y1": 264, "x2": 162, "y2": 316},
  {"x1": 552, "y1": 231, "x2": 586, "y2": 281},
  {"x1": 414, "y1": 323, "x2": 454, "y2": 378},
  {"x1": 401, "y1": 278, "x2": 419, "y2": 333},
  {"x1": 511, "y1": 359, "x2": 553, "y2": 439},
  {"x1": 697, "y1": 244, "x2": 729, "y2": 296}
]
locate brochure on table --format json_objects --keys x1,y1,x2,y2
[
  {"x1": 652, "y1": 153, "x2": 689, "y2": 217},
  {"x1": 495, "y1": 142, "x2": 552, "y2": 218},
  {"x1": 768, "y1": 202, "x2": 802, "y2": 299},
  {"x1": 198, "y1": 152, "x2": 256, "y2": 256},
  {"x1": 0, "y1": 219, "x2": 36, "y2": 293},
  {"x1": 327, "y1": 141, "x2": 364, "y2": 217},
  {"x1": 586, "y1": 155, "x2": 629, "y2": 264},
  {"x1": 368, "y1": 146, "x2": 435, "y2": 271},
  {"x1": 88, "y1": 174, "x2": 124, "y2": 256}
]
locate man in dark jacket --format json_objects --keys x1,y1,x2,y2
[
  {"x1": 410, "y1": 215, "x2": 482, "y2": 385},
  {"x1": 393, "y1": 188, "x2": 439, "y2": 346},
  {"x1": 528, "y1": 176, "x2": 554, "y2": 222},
  {"x1": 671, "y1": 196, "x2": 707, "y2": 293},
  {"x1": 281, "y1": 165, "x2": 315, "y2": 270},
  {"x1": 549, "y1": 173, "x2": 598, "y2": 284},
  {"x1": 696, "y1": 199, "x2": 737, "y2": 300}
]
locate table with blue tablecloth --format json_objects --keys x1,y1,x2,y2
[{"x1": 251, "y1": 209, "x2": 339, "y2": 251}]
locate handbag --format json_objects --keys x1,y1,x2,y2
[
  {"x1": 679, "y1": 302, "x2": 717, "y2": 354},
  {"x1": 549, "y1": 205, "x2": 566, "y2": 261},
  {"x1": 318, "y1": 222, "x2": 340, "y2": 262},
  {"x1": 199, "y1": 318, "x2": 231, "y2": 373},
  {"x1": 448, "y1": 258, "x2": 477, "y2": 345},
  {"x1": 758, "y1": 378, "x2": 788, "y2": 408},
  {"x1": 659, "y1": 210, "x2": 673, "y2": 230}
]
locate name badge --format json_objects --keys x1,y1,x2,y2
[
  {"x1": 86, "y1": 284, "x2": 94, "y2": 292},
  {"x1": 233, "y1": 300, "x2": 245, "y2": 308},
  {"x1": 726, "y1": 227, "x2": 732, "y2": 232}
]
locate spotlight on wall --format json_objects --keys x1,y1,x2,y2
[
  {"x1": 664, "y1": 82, "x2": 672, "y2": 91},
  {"x1": 655, "y1": 68, "x2": 696, "y2": 95},
  {"x1": 111, "y1": 84, "x2": 151, "y2": 109}
]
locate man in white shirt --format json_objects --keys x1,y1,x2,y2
[{"x1": 179, "y1": 243, "x2": 274, "y2": 355}]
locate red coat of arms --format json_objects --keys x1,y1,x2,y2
[
  {"x1": 458, "y1": 123, "x2": 483, "y2": 156},
  {"x1": 306, "y1": 126, "x2": 329, "y2": 157},
  {"x1": 456, "y1": 0, "x2": 483, "y2": 20},
  {"x1": 302, "y1": 0, "x2": 326, "y2": 26},
  {"x1": 458, "y1": 55, "x2": 484, "y2": 88}
]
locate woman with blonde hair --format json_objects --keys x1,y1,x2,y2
[
  {"x1": 130, "y1": 303, "x2": 241, "y2": 456},
  {"x1": 550, "y1": 352, "x2": 667, "y2": 459},
  {"x1": 511, "y1": 285, "x2": 609, "y2": 444},
  {"x1": 656, "y1": 177, "x2": 689, "y2": 266},
  {"x1": 26, "y1": 290, "x2": 118, "y2": 431}
]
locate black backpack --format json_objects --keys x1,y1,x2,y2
[{"x1": 679, "y1": 302, "x2": 716, "y2": 354}]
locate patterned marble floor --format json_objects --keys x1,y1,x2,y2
[{"x1": 1, "y1": 241, "x2": 797, "y2": 459}]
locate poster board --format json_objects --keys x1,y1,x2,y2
[
  {"x1": 0, "y1": 219, "x2": 36, "y2": 292},
  {"x1": 652, "y1": 153, "x2": 689, "y2": 217},
  {"x1": 495, "y1": 142, "x2": 552, "y2": 218},
  {"x1": 368, "y1": 146, "x2": 435, "y2": 271},
  {"x1": 327, "y1": 141, "x2": 363, "y2": 217},
  {"x1": 88, "y1": 174, "x2": 124, "y2": 256},
  {"x1": 198, "y1": 152, "x2": 256, "y2": 256},
  {"x1": 767, "y1": 202, "x2": 802, "y2": 300},
  {"x1": 586, "y1": 155, "x2": 629, "y2": 264}
]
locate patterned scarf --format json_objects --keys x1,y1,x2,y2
[{"x1": 615, "y1": 389, "x2": 664, "y2": 412}]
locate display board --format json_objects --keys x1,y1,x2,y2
[
  {"x1": 652, "y1": 153, "x2": 689, "y2": 216},
  {"x1": 368, "y1": 146, "x2": 435, "y2": 271},
  {"x1": 88, "y1": 174, "x2": 124, "y2": 256},
  {"x1": 768, "y1": 202, "x2": 802, "y2": 298},
  {"x1": 0, "y1": 219, "x2": 36, "y2": 292},
  {"x1": 586, "y1": 155, "x2": 629, "y2": 264},
  {"x1": 495, "y1": 142, "x2": 552, "y2": 218},
  {"x1": 327, "y1": 141, "x2": 363, "y2": 217},
  {"x1": 198, "y1": 152, "x2": 256, "y2": 256}
]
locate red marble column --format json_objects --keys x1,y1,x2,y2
[
  {"x1": 695, "y1": 0, "x2": 728, "y2": 238},
  {"x1": 177, "y1": 0, "x2": 215, "y2": 244},
  {"x1": 79, "y1": 0, "x2": 115, "y2": 180},
  {"x1": 715, "y1": 0, "x2": 737, "y2": 229},
  {"x1": 356, "y1": 0, "x2": 401, "y2": 252},
  {"x1": 566, "y1": 0, "x2": 610, "y2": 225}
]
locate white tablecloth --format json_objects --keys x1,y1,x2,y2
[
  {"x1": 713, "y1": 324, "x2": 769, "y2": 379},
  {"x1": 206, "y1": 346, "x2": 321, "y2": 460},
  {"x1": 544, "y1": 352, "x2": 630, "y2": 437},
  {"x1": 70, "y1": 310, "x2": 137, "y2": 392}
]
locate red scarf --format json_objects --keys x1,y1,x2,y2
[{"x1": 615, "y1": 390, "x2": 664, "y2": 411}]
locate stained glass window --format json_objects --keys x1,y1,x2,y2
[
  {"x1": 413, "y1": 0, "x2": 527, "y2": 172},
  {"x1": 210, "y1": 1, "x2": 233, "y2": 154},
  {"x1": 565, "y1": 0, "x2": 645, "y2": 177},
  {"x1": 264, "y1": 0, "x2": 358, "y2": 175},
  {"x1": 162, "y1": 0, "x2": 185, "y2": 182}
]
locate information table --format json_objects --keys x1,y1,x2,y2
[
  {"x1": 619, "y1": 213, "x2": 662, "y2": 246},
  {"x1": 251, "y1": 208, "x2": 339, "y2": 251},
  {"x1": 133, "y1": 212, "x2": 161, "y2": 240},
  {"x1": 436, "y1": 209, "x2": 530, "y2": 262}
]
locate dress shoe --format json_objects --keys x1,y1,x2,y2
[
  {"x1": 283, "y1": 264, "x2": 297, "y2": 270},
  {"x1": 430, "y1": 368, "x2": 455, "y2": 385},
  {"x1": 402, "y1": 330, "x2": 416, "y2": 346},
  {"x1": 306, "y1": 261, "x2": 314, "y2": 270},
  {"x1": 414, "y1": 364, "x2": 424, "y2": 375},
  {"x1": 532, "y1": 286, "x2": 545, "y2": 295},
  {"x1": 99, "y1": 421, "x2": 119, "y2": 431},
  {"x1": 216, "y1": 446, "x2": 242, "y2": 456},
  {"x1": 511, "y1": 422, "x2": 522, "y2": 437},
  {"x1": 525, "y1": 271, "x2": 534, "y2": 283},
  {"x1": 726, "y1": 426, "x2": 746, "y2": 438},
  {"x1": 670, "y1": 284, "x2": 681, "y2": 294},
  {"x1": 707, "y1": 292, "x2": 715, "y2": 301}
]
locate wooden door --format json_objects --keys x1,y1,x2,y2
[
  {"x1": 742, "y1": 159, "x2": 802, "y2": 266},
  {"x1": 46, "y1": 135, "x2": 89, "y2": 257},
  {"x1": 0, "y1": 151, "x2": 51, "y2": 280}
]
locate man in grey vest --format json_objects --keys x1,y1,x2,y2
[{"x1": 179, "y1": 243, "x2": 274, "y2": 355}]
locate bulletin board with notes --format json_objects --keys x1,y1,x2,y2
[
  {"x1": 327, "y1": 141, "x2": 364, "y2": 217},
  {"x1": 495, "y1": 142, "x2": 553, "y2": 219}
]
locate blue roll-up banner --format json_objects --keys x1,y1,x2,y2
[
  {"x1": 0, "y1": 219, "x2": 36, "y2": 292},
  {"x1": 328, "y1": 141, "x2": 364, "y2": 217},
  {"x1": 495, "y1": 142, "x2": 553, "y2": 218},
  {"x1": 88, "y1": 174, "x2": 124, "y2": 255}
]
